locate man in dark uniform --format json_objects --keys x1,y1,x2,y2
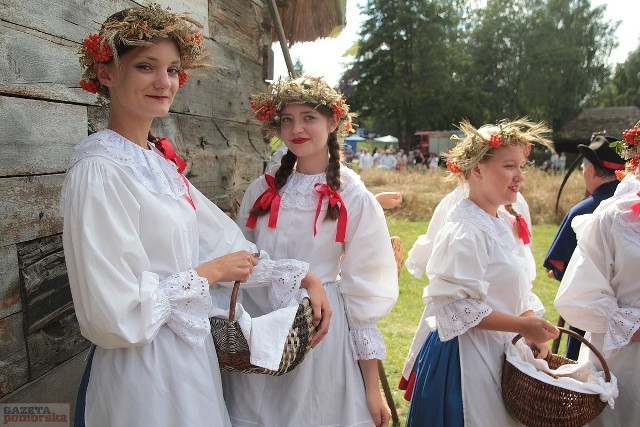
[{"x1": 544, "y1": 134, "x2": 626, "y2": 360}]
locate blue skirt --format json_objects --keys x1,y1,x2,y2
[
  {"x1": 406, "y1": 331, "x2": 463, "y2": 427},
  {"x1": 74, "y1": 346, "x2": 96, "y2": 427}
]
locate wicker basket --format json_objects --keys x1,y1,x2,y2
[
  {"x1": 210, "y1": 280, "x2": 316, "y2": 376},
  {"x1": 502, "y1": 327, "x2": 611, "y2": 427}
]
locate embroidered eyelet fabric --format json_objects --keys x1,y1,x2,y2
[{"x1": 157, "y1": 270, "x2": 212, "y2": 348}]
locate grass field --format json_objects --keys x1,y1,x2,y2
[{"x1": 378, "y1": 219, "x2": 566, "y2": 424}]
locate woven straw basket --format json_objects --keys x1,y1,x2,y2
[
  {"x1": 210, "y1": 280, "x2": 316, "y2": 376},
  {"x1": 502, "y1": 327, "x2": 610, "y2": 427}
]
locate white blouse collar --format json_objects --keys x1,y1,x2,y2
[
  {"x1": 262, "y1": 166, "x2": 364, "y2": 210},
  {"x1": 67, "y1": 129, "x2": 187, "y2": 200}
]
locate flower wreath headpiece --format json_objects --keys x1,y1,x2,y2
[
  {"x1": 249, "y1": 76, "x2": 356, "y2": 139},
  {"x1": 445, "y1": 118, "x2": 554, "y2": 180},
  {"x1": 609, "y1": 121, "x2": 640, "y2": 179},
  {"x1": 78, "y1": 3, "x2": 207, "y2": 97}
]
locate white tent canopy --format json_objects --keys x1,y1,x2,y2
[
  {"x1": 345, "y1": 135, "x2": 366, "y2": 141},
  {"x1": 374, "y1": 135, "x2": 399, "y2": 144}
]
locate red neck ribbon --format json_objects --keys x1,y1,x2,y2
[
  {"x1": 314, "y1": 183, "x2": 348, "y2": 243},
  {"x1": 515, "y1": 214, "x2": 531, "y2": 245},
  {"x1": 154, "y1": 138, "x2": 195, "y2": 210},
  {"x1": 631, "y1": 191, "x2": 640, "y2": 215},
  {"x1": 246, "y1": 174, "x2": 281, "y2": 229}
]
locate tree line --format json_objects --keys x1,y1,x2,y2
[{"x1": 339, "y1": 0, "x2": 639, "y2": 149}]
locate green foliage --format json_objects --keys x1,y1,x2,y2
[
  {"x1": 596, "y1": 45, "x2": 640, "y2": 108},
  {"x1": 342, "y1": 0, "x2": 620, "y2": 142}
]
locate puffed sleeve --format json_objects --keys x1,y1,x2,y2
[
  {"x1": 405, "y1": 191, "x2": 454, "y2": 279},
  {"x1": 340, "y1": 191, "x2": 399, "y2": 361},
  {"x1": 195, "y1": 178, "x2": 309, "y2": 310},
  {"x1": 61, "y1": 160, "x2": 211, "y2": 349},
  {"x1": 555, "y1": 211, "x2": 640, "y2": 357},
  {"x1": 425, "y1": 221, "x2": 493, "y2": 341}
]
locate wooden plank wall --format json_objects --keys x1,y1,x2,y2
[{"x1": 0, "y1": 0, "x2": 273, "y2": 412}]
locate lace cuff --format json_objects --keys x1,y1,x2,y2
[
  {"x1": 603, "y1": 306, "x2": 640, "y2": 357},
  {"x1": 268, "y1": 259, "x2": 309, "y2": 310},
  {"x1": 349, "y1": 323, "x2": 386, "y2": 361},
  {"x1": 158, "y1": 270, "x2": 212, "y2": 348},
  {"x1": 524, "y1": 292, "x2": 546, "y2": 317},
  {"x1": 428, "y1": 296, "x2": 493, "y2": 341}
]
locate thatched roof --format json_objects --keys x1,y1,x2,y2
[
  {"x1": 274, "y1": 0, "x2": 347, "y2": 45},
  {"x1": 555, "y1": 106, "x2": 640, "y2": 145}
]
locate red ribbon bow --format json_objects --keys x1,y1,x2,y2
[
  {"x1": 632, "y1": 191, "x2": 640, "y2": 215},
  {"x1": 515, "y1": 214, "x2": 531, "y2": 245},
  {"x1": 246, "y1": 174, "x2": 281, "y2": 229},
  {"x1": 155, "y1": 138, "x2": 187, "y2": 173},
  {"x1": 314, "y1": 183, "x2": 348, "y2": 243},
  {"x1": 154, "y1": 138, "x2": 195, "y2": 210}
]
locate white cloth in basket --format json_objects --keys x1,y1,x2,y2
[
  {"x1": 210, "y1": 291, "x2": 304, "y2": 371},
  {"x1": 505, "y1": 340, "x2": 619, "y2": 407}
]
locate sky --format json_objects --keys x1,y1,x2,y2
[{"x1": 273, "y1": 0, "x2": 640, "y2": 87}]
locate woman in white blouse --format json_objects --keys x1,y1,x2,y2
[
  {"x1": 405, "y1": 119, "x2": 559, "y2": 426},
  {"x1": 555, "y1": 123, "x2": 640, "y2": 426},
  {"x1": 222, "y1": 76, "x2": 399, "y2": 427},
  {"x1": 63, "y1": 6, "x2": 329, "y2": 427}
]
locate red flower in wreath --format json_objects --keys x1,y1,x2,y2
[
  {"x1": 488, "y1": 134, "x2": 502, "y2": 148},
  {"x1": 623, "y1": 126, "x2": 640, "y2": 145},
  {"x1": 333, "y1": 100, "x2": 346, "y2": 117},
  {"x1": 80, "y1": 78, "x2": 101, "y2": 94},
  {"x1": 192, "y1": 33, "x2": 202, "y2": 45},
  {"x1": 178, "y1": 71, "x2": 188, "y2": 88},
  {"x1": 83, "y1": 33, "x2": 112, "y2": 63},
  {"x1": 446, "y1": 160, "x2": 463, "y2": 174}
]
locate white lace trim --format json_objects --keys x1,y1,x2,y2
[
  {"x1": 524, "y1": 292, "x2": 546, "y2": 317},
  {"x1": 66, "y1": 129, "x2": 187, "y2": 200},
  {"x1": 428, "y1": 296, "x2": 493, "y2": 341},
  {"x1": 268, "y1": 259, "x2": 309, "y2": 310},
  {"x1": 603, "y1": 306, "x2": 640, "y2": 357},
  {"x1": 255, "y1": 166, "x2": 364, "y2": 211},
  {"x1": 449, "y1": 199, "x2": 516, "y2": 249},
  {"x1": 158, "y1": 270, "x2": 212, "y2": 348},
  {"x1": 349, "y1": 324, "x2": 387, "y2": 361}
]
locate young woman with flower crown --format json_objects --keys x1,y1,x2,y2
[
  {"x1": 404, "y1": 119, "x2": 559, "y2": 426},
  {"x1": 63, "y1": 5, "x2": 330, "y2": 426},
  {"x1": 555, "y1": 121, "x2": 640, "y2": 427},
  {"x1": 221, "y1": 76, "x2": 399, "y2": 427}
]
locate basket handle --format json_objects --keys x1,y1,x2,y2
[
  {"x1": 228, "y1": 281, "x2": 241, "y2": 322},
  {"x1": 227, "y1": 253, "x2": 260, "y2": 322},
  {"x1": 511, "y1": 326, "x2": 611, "y2": 382}
]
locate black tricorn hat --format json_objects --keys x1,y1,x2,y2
[{"x1": 577, "y1": 135, "x2": 626, "y2": 171}]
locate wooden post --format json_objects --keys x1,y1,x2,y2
[{"x1": 266, "y1": 0, "x2": 297, "y2": 78}]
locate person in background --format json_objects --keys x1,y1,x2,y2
[
  {"x1": 557, "y1": 151, "x2": 567, "y2": 172},
  {"x1": 63, "y1": 5, "x2": 329, "y2": 426},
  {"x1": 224, "y1": 76, "x2": 399, "y2": 427},
  {"x1": 359, "y1": 146, "x2": 375, "y2": 171},
  {"x1": 404, "y1": 118, "x2": 558, "y2": 426},
  {"x1": 555, "y1": 122, "x2": 640, "y2": 427},
  {"x1": 377, "y1": 148, "x2": 398, "y2": 170},
  {"x1": 544, "y1": 134, "x2": 625, "y2": 360}
]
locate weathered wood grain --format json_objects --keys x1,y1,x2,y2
[
  {"x1": 0, "y1": 245, "x2": 21, "y2": 320},
  {"x1": 0, "y1": 312, "x2": 28, "y2": 398},
  {"x1": 17, "y1": 235, "x2": 71, "y2": 333},
  {"x1": 209, "y1": 0, "x2": 265, "y2": 63},
  {"x1": 0, "y1": 348, "x2": 89, "y2": 424},
  {"x1": 0, "y1": 96, "x2": 86, "y2": 177},
  {"x1": 0, "y1": 175, "x2": 64, "y2": 247},
  {"x1": 26, "y1": 311, "x2": 90, "y2": 380}
]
